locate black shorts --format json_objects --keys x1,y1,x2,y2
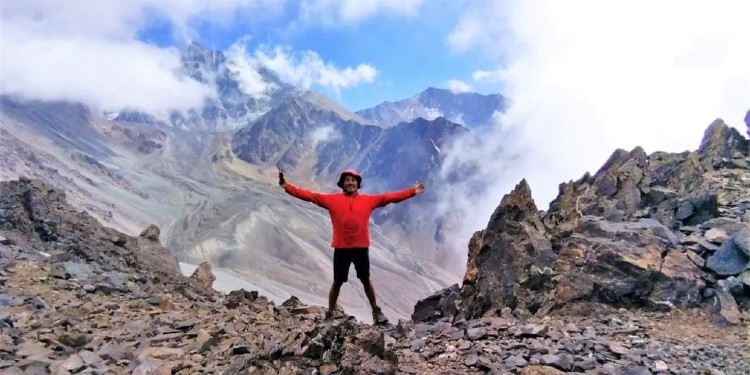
[{"x1": 333, "y1": 248, "x2": 370, "y2": 283}]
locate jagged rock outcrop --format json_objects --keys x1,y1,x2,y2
[
  {"x1": 414, "y1": 120, "x2": 750, "y2": 325},
  {"x1": 190, "y1": 262, "x2": 217, "y2": 290},
  {"x1": 460, "y1": 180, "x2": 557, "y2": 319}
]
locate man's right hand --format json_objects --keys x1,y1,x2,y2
[{"x1": 278, "y1": 169, "x2": 286, "y2": 187}]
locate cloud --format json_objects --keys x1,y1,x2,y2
[
  {"x1": 251, "y1": 46, "x2": 377, "y2": 95},
  {"x1": 447, "y1": 2, "x2": 511, "y2": 56},
  {"x1": 0, "y1": 0, "x2": 280, "y2": 114},
  {"x1": 310, "y1": 125, "x2": 342, "y2": 144},
  {"x1": 447, "y1": 80, "x2": 472, "y2": 93},
  {"x1": 225, "y1": 40, "x2": 278, "y2": 99},
  {"x1": 300, "y1": 0, "x2": 425, "y2": 24},
  {"x1": 1, "y1": 31, "x2": 215, "y2": 115},
  {"x1": 439, "y1": 0, "x2": 750, "y2": 251},
  {"x1": 472, "y1": 69, "x2": 504, "y2": 83}
]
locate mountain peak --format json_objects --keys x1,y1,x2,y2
[{"x1": 357, "y1": 88, "x2": 506, "y2": 129}]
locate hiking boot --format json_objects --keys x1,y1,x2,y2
[
  {"x1": 325, "y1": 309, "x2": 343, "y2": 321},
  {"x1": 372, "y1": 306, "x2": 389, "y2": 324}
]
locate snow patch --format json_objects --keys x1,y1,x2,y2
[
  {"x1": 423, "y1": 107, "x2": 443, "y2": 121},
  {"x1": 179, "y1": 262, "x2": 284, "y2": 304},
  {"x1": 431, "y1": 139, "x2": 441, "y2": 153}
]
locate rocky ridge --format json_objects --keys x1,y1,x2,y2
[
  {"x1": 412, "y1": 121, "x2": 750, "y2": 362},
  {"x1": 1, "y1": 121, "x2": 750, "y2": 374}
]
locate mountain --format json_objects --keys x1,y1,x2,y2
[
  {"x1": 112, "y1": 42, "x2": 297, "y2": 132},
  {"x1": 2, "y1": 118, "x2": 749, "y2": 374},
  {"x1": 357, "y1": 87, "x2": 506, "y2": 130},
  {"x1": 231, "y1": 94, "x2": 473, "y2": 264},
  {"x1": 231, "y1": 91, "x2": 380, "y2": 182},
  {"x1": 1, "y1": 43, "x2": 476, "y2": 321}
]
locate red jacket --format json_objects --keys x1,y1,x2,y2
[{"x1": 284, "y1": 183, "x2": 416, "y2": 248}]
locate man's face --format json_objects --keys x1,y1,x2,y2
[{"x1": 342, "y1": 175, "x2": 359, "y2": 193}]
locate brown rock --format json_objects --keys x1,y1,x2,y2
[
  {"x1": 137, "y1": 347, "x2": 185, "y2": 361},
  {"x1": 520, "y1": 365, "x2": 566, "y2": 375},
  {"x1": 320, "y1": 364, "x2": 338, "y2": 375},
  {"x1": 58, "y1": 332, "x2": 90, "y2": 347},
  {"x1": 139, "y1": 225, "x2": 161, "y2": 242},
  {"x1": 519, "y1": 365, "x2": 565, "y2": 375},
  {"x1": 189, "y1": 262, "x2": 216, "y2": 290}
]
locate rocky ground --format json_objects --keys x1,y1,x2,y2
[
  {"x1": 1, "y1": 259, "x2": 748, "y2": 375},
  {"x1": 2, "y1": 120, "x2": 750, "y2": 374}
]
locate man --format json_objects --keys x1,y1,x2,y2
[{"x1": 279, "y1": 168, "x2": 425, "y2": 324}]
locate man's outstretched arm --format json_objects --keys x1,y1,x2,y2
[
  {"x1": 375, "y1": 182, "x2": 425, "y2": 207},
  {"x1": 278, "y1": 169, "x2": 329, "y2": 208}
]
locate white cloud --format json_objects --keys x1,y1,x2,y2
[
  {"x1": 251, "y1": 46, "x2": 377, "y2": 95},
  {"x1": 440, "y1": 0, "x2": 750, "y2": 247},
  {"x1": 310, "y1": 125, "x2": 342, "y2": 144},
  {"x1": 225, "y1": 40, "x2": 277, "y2": 99},
  {"x1": 447, "y1": 80, "x2": 472, "y2": 93},
  {"x1": 300, "y1": 0, "x2": 425, "y2": 23},
  {"x1": 0, "y1": 31, "x2": 214, "y2": 115},
  {"x1": 0, "y1": 0, "x2": 281, "y2": 114},
  {"x1": 472, "y1": 69, "x2": 504, "y2": 83},
  {"x1": 447, "y1": 2, "x2": 511, "y2": 56}
]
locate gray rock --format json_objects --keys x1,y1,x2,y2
[
  {"x1": 701, "y1": 218, "x2": 749, "y2": 235},
  {"x1": 541, "y1": 353, "x2": 574, "y2": 371},
  {"x1": 575, "y1": 357, "x2": 597, "y2": 370},
  {"x1": 622, "y1": 366, "x2": 653, "y2": 375},
  {"x1": 675, "y1": 201, "x2": 695, "y2": 221},
  {"x1": 731, "y1": 227, "x2": 750, "y2": 256},
  {"x1": 706, "y1": 238, "x2": 750, "y2": 276},
  {"x1": 715, "y1": 282, "x2": 742, "y2": 325},
  {"x1": 466, "y1": 328, "x2": 485, "y2": 341},
  {"x1": 59, "y1": 262, "x2": 94, "y2": 279},
  {"x1": 513, "y1": 324, "x2": 548, "y2": 337},
  {"x1": 739, "y1": 270, "x2": 750, "y2": 287},
  {"x1": 608, "y1": 341, "x2": 630, "y2": 355},
  {"x1": 505, "y1": 355, "x2": 528, "y2": 368}
]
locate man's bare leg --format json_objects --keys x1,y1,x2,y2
[
  {"x1": 328, "y1": 281, "x2": 343, "y2": 316},
  {"x1": 363, "y1": 279, "x2": 388, "y2": 324},
  {"x1": 362, "y1": 279, "x2": 377, "y2": 308}
]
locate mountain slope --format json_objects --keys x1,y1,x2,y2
[
  {"x1": 357, "y1": 87, "x2": 506, "y2": 130},
  {"x1": 0, "y1": 44, "x2": 502, "y2": 321},
  {"x1": 0, "y1": 92, "x2": 458, "y2": 321}
]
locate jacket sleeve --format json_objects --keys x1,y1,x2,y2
[
  {"x1": 374, "y1": 188, "x2": 416, "y2": 208},
  {"x1": 284, "y1": 183, "x2": 330, "y2": 209}
]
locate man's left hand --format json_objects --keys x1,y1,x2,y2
[{"x1": 413, "y1": 182, "x2": 425, "y2": 194}]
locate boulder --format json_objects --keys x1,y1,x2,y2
[
  {"x1": 190, "y1": 262, "x2": 216, "y2": 290},
  {"x1": 706, "y1": 228, "x2": 750, "y2": 276}
]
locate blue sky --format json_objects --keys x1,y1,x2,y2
[
  {"x1": 134, "y1": 1, "x2": 503, "y2": 110},
  {"x1": 2, "y1": 0, "x2": 750, "y2": 221}
]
